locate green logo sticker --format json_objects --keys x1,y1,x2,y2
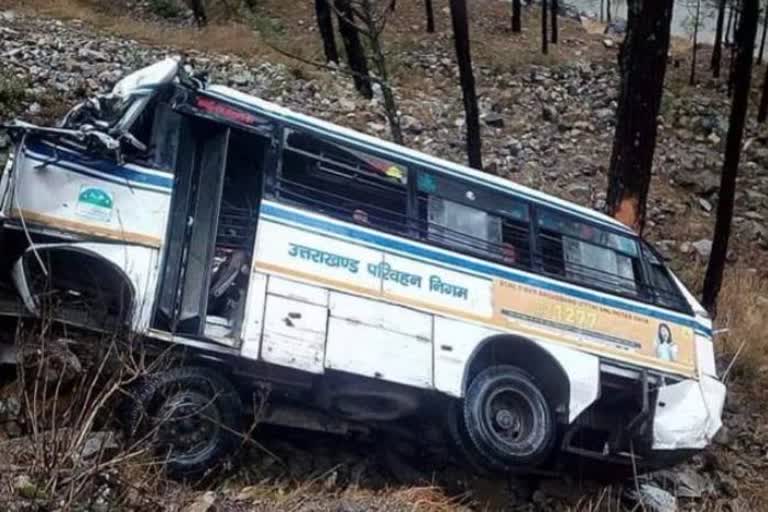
[{"x1": 76, "y1": 186, "x2": 114, "y2": 222}]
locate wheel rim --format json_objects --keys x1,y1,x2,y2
[
  {"x1": 483, "y1": 386, "x2": 538, "y2": 452},
  {"x1": 156, "y1": 390, "x2": 221, "y2": 463}
]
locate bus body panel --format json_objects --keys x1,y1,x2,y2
[{"x1": 9, "y1": 140, "x2": 172, "y2": 248}]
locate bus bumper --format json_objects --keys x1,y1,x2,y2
[{"x1": 652, "y1": 374, "x2": 726, "y2": 450}]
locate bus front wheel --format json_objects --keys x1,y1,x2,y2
[{"x1": 462, "y1": 365, "x2": 556, "y2": 471}]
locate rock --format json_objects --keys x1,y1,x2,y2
[
  {"x1": 652, "y1": 468, "x2": 711, "y2": 499},
  {"x1": 679, "y1": 241, "x2": 693, "y2": 254},
  {"x1": 28, "y1": 102, "x2": 41, "y2": 114},
  {"x1": 594, "y1": 107, "x2": 613, "y2": 121},
  {"x1": 482, "y1": 112, "x2": 505, "y2": 127},
  {"x1": 506, "y1": 138, "x2": 523, "y2": 156},
  {"x1": 714, "y1": 424, "x2": 732, "y2": 446},
  {"x1": 542, "y1": 105, "x2": 559, "y2": 123},
  {"x1": 604, "y1": 19, "x2": 628, "y2": 35},
  {"x1": 566, "y1": 183, "x2": 591, "y2": 203},
  {"x1": 230, "y1": 70, "x2": 254, "y2": 86},
  {"x1": 80, "y1": 431, "x2": 119, "y2": 459},
  {"x1": 603, "y1": 38, "x2": 616, "y2": 48},
  {"x1": 708, "y1": 132, "x2": 722, "y2": 145},
  {"x1": 692, "y1": 239, "x2": 713, "y2": 259},
  {"x1": 401, "y1": 114, "x2": 424, "y2": 134},
  {"x1": 184, "y1": 491, "x2": 216, "y2": 512},
  {"x1": 626, "y1": 483, "x2": 677, "y2": 512},
  {"x1": 698, "y1": 197, "x2": 713, "y2": 212},
  {"x1": 14, "y1": 475, "x2": 45, "y2": 500}
]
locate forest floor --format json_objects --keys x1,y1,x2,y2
[{"x1": 1, "y1": 0, "x2": 768, "y2": 510}]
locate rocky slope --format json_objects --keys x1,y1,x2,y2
[{"x1": 1, "y1": 3, "x2": 768, "y2": 511}]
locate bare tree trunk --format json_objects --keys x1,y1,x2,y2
[
  {"x1": 759, "y1": 3, "x2": 768, "y2": 64},
  {"x1": 729, "y1": 6, "x2": 740, "y2": 96},
  {"x1": 759, "y1": 63, "x2": 768, "y2": 122},
  {"x1": 542, "y1": 0, "x2": 549, "y2": 55},
  {"x1": 425, "y1": 0, "x2": 435, "y2": 33},
  {"x1": 448, "y1": 0, "x2": 483, "y2": 169},
  {"x1": 690, "y1": 0, "x2": 701, "y2": 85},
  {"x1": 512, "y1": 0, "x2": 522, "y2": 33},
  {"x1": 551, "y1": 0, "x2": 559, "y2": 44},
  {"x1": 189, "y1": 0, "x2": 207, "y2": 27},
  {"x1": 712, "y1": 0, "x2": 727, "y2": 77},
  {"x1": 315, "y1": 0, "x2": 339, "y2": 63},
  {"x1": 702, "y1": 0, "x2": 759, "y2": 313},
  {"x1": 606, "y1": 0, "x2": 612, "y2": 23},
  {"x1": 606, "y1": 0, "x2": 674, "y2": 232},
  {"x1": 600, "y1": 0, "x2": 604, "y2": 22},
  {"x1": 725, "y1": 2, "x2": 734, "y2": 45},
  {"x1": 360, "y1": 0, "x2": 403, "y2": 144},
  {"x1": 336, "y1": 0, "x2": 373, "y2": 99}
]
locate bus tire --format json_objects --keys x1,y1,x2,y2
[
  {"x1": 122, "y1": 366, "x2": 243, "y2": 480},
  {"x1": 463, "y1": 365, "x2": 555, "y2": 470}
]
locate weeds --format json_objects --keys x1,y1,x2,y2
[
  {"x1": 713, "y1": 268, "x2": 768, "y2": 389},
  {"x1": 0, "y1": 75, "x2": 29, "y2": 118}
]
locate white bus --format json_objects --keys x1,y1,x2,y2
[{"x1": 0, "y1": 57, "x2": 725, "y2": 479}]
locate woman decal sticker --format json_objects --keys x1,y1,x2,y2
[{"x1": 655, "y1": 323, "x2": 678, "y2": 362}]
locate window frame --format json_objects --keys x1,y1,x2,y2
[{"x1": 266, "y1": 124, "x2": 692, "y2": 315}]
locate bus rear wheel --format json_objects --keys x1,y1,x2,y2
[{"x1": 462, "y1": 365, "x2": 555, "y2": 471}]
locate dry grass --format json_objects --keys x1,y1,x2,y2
[{"x1": 712, "y1": 268, "x2": 768, "y2": 389}]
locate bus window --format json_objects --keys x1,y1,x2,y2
[
  {"x1": 537, "y1": 209, "x2": 641, "y2": 297},
  {"x1": 278, "y1": 128, "x2": 408, "y2": 231},
  {"x1": 417, "y1": 171, "x2": 533, "y2": 268},
  {"x1": 642, "y1": 242, "x2": 686, "y2": 310}
]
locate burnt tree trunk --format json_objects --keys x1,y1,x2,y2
[
  {"x1": 551, "y1": 0, "x2": 559, "y2": 44},
  {"x1": 542, "y1": 0, "x2": 549, "y2": 55},
  {"x1": 336, "y1": 0, "x2": 373, "y2": 99},
  {"x1": 512, "y1": 0, "x2": 522, "y2": 33},
  {"x1": 605, "y1": 0, "x2": 674, "y2": 232},
  {"x1": 759, "y1": 4, "x2": 768, "y2": 64},
  {"x1": 606, "y1": 0, "x2": 612, "y2": 23},
  {"x1": 690, "y1": 0, "x2": 701, "y2": 85},
  {"x1": 759, "y1": 63, "x2": 768, "y2": 122},
  {"x1": 425, "y1": 0, "x2": 435, "y2": 32},
  {"x1": 712, "y1": 0, "x2": 727, "y2": 77},
  {"x1": 702, "y1": 0, "x2": 759, "y2": 313},
  {"x1": 449, "y1": 0, "x2": 483, "y2": 169},
  {"x1": 315, "y1": 0, "x2": 339, "y2": 63}
]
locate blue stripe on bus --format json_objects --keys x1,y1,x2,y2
[
  {"x1": 261, "y1": 202, "x2": 712, "y2": 337},
  {"x1": 24, "y1": 142, "x2": 174, "y2": 190}
]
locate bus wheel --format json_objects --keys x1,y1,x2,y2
[
  {"x1": 463, "y1": 365, "x2": 555, "y2": 470},
  {"x1": 122, "y1": 367, "x2": 243, "y2": 480}
]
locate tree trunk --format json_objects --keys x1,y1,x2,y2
[
  {"x1": 729, "y1": 7, "x2": 740, "y2": 96},
  {"x1": 542, "y1": 0, "x2": 549, "y2": 55},
  {"x1": 360, "y1": 0, "x2": 403, "y2": 144},
  {"x1": 759, "y1": 4, "x2": 768, "y2": 64},
  {"x1": 600, "y1": 0, "x2": 604, "y2": 22},
  {"x1": 512, "y1": 0, "x2": 522, "y2": 33},
  {"x1": 726, "y1": 3, "x2": 734, "y2": 45},
  {"x1": 425, "y1": 0, "x2": 435, "y2": 33},
  {"x1": 189, "y1": 0, "x2": 207, "y2": 27},
  {"x1": 315, "y1": 0, "x2": 339, "y2": 63},
  {"x1": 606, "y1": 0, "x2": 612, "y2": 23},
  {"x1": 702, "y1": 0, "x2": 760, "y2": 313},
  {"x1": 712, "y1": 0, "x2": 726, "y2": 77},
  {"x1": 551, "y1": 0, "x2": 559, "y2": 44},
  {"x1": 448, "y1": 0, "x2": 483, "y2": 169},
  {"x1": 690, "y1": 0, "x2": 701, "y2": 85},
  {"x1": 605, "y1": 0, "x2": 674, "y2": 233},
  {"x1": 336, "y1": 0, "x2": 373, "y2": 99},
  {"x1": 759, "y1": 63, "x2": 768, "y2": 122}
]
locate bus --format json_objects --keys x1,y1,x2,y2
[{"x1": 0, "y1": 57, "x2": 726, "y2": 479}]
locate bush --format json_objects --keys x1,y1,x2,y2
[{"x1": 0, "y1": 76, "x2": 29, "y2": 118}]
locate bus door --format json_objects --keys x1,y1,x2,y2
[{"x1": 153, "y1": 108, "x2": 275, "y2": 347}]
